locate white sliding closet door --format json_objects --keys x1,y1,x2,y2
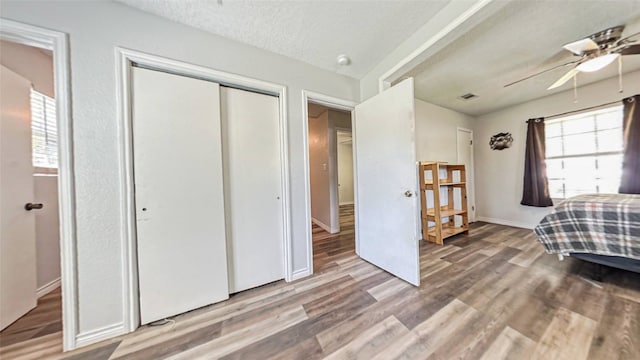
[
  {"x1": 132, "y1": 67, "x2": 229, "y2": 324},
  {"x1": 221, "y1": 87, "x2": 284, "y2": 293}
]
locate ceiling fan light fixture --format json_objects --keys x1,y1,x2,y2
[{"x1": 576, "y1": 53, "x2": 620, "y2": 72}]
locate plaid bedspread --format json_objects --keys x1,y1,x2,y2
[{"x1": 534, "y1": 194, "x2": 640, "y2": 260}]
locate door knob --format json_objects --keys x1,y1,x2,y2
[
  {"x1": 404, "y1": 191, "x2": 413, "y2": 197},
  {"x1": 25, "y1": 203, "x2": 44, "y2": 211}
]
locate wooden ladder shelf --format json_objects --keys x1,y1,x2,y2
[{"x1": 419, "y1": 161, "x2": 469, "y2": 245}]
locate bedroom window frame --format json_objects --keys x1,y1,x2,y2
[
  {"x1": 544, "y1": 105, "x2": 623, "y2": 199},
  {"x1": 30, "y1": 87, "x2": 58, "y2": 174}
]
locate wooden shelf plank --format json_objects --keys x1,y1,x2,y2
[
  {"x1": 420, "y1": 161, "x2": 448, "y2": 166},
  {"x1": 424, "y1": 209, "x2": 467, "y2": 218},
  {"x1": 427, "y1": 226, "x2": 468, "y2": 239},
  {"x1": 424, "y1": 181, "x2": 466, "y2": 186}
]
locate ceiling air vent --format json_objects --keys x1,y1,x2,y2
[{"x1": 459, "y1": 93, "x2": 478, "y2": 100}]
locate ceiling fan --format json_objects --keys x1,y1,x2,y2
[{"x1": 505, "y1": 25, "x2": 640, "y2": 89}]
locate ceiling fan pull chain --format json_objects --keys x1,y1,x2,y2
[
  {"x1": 618, "y1": 55, "x2": 623, "y2": 93},
  {"x1": 573, "y1": 74, "x2": 578, "y2": 103}
]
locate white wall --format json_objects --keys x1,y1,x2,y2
[
  {"x1": 1, "y1": 0, "x2": 359, "y2": 340},
  {"x1": 0, "y1": 40, "x2": 53, "y2": 97},
  {"x1": 414, "y1": 99, "x2": 475, "y2": 162},
  {"x1": 475, "y1": 70, "x2": 640, "y2": 229},
  {"x1": 308, "y1": 111, "x2": 332, "y2": 230},
  {"x1": 34, "y1": 176, "x2": 61, "y2": 290},
  {"x1": 338, "y1": 141, "x2": 354, "y2": 205}
]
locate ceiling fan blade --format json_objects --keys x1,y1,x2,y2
[
  {"x1": 547, "y1": 68, "x2": 579, "y2": 90},
  {"x1": 620, "y1": 44, "x2": 640, "y2": 55},
  {"x1": 504, "y1": 59, "x2": 581, "y2": 88},
  {"x1": 563, "y1": 38, "x2": 599, "y2": 55},
  {"x1": 618, "y1": 30, "x2": 640, "y2": 44}
]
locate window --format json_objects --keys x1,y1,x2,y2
[
  {"x1": 30, "y1": 89, "x2": 58, "y2": 170},
  {"x1": 545, "y1": 105, "x2": 623, "y2": 199}
]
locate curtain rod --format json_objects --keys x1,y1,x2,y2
[{"x1": 533, "y1": 99, "x2": 622, "y2": 121}]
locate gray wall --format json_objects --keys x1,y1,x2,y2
[
  {"x1": 308, "y1": 110, "x2": 331, "y2": 229},
  {"x1": 34, "y1": 176, "x2": 61, "y2": 289},
  {"x1": 1, "y1": 0, "x2": 359, "y2": 337}
]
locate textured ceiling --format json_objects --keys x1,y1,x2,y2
[
  {"x1": 404, "y1": 0, "x2": 640, "y2": 116},
  {"x1": 116, "y1": 0, "x2": 449, "y2": 78}
]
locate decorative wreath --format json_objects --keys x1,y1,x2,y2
[{"x1": 489, "y1": 132, "x2": 514, "y2": 150}]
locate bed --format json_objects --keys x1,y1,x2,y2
[{"x1": 534, "y1": 193, "x2": 640, "y2": 273}]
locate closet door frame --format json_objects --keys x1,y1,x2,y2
[{"x1": 115, "y1": 48, "x2": 292, "y2": 335}]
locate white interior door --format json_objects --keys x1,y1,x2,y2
[
  {"x1": 0, "y1": 65, "x2": 38, "y2": 330},
  {"x1": 220, "y1": 87, "x2": 284, "y2": 293},
  {"x1": 132, "y1": 67, "x2": 229, "y2": 325},
  {"x1": 457, "y1": 128, "x2": 475, "y2": 221},
  {"x1": 354, "y1": 78, "x2": 420, "y2": 286}
]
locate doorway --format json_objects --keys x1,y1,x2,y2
[
  {"x1": 306, "y1": 100, "x2": 356, "y2": 273},
  {"x1": 0, "y1": 40, "x2": 64, "y2": 347}
]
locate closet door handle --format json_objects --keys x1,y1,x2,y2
[{"x1": 404, "y1": 191, "x2": 413, "y2": 197}]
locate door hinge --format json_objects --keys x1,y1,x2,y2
[{"x1": 470, "y1": 140, "x2": 473, "y2": 145}]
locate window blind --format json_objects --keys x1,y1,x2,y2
[
  {"x1": 545, "y1": 105, "x2": 623, "y2": 199},
  {"x1": 30, "y1": 88, "x2": 58, "y2": 169}
]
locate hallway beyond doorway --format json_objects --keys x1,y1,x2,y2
[{"x1": 312, "y1": 204, "x2": 355, "y2": 273}]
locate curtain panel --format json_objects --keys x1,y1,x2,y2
[
  {"x1": 521, "y1": 118, "x2": 553, "y2": 207},
  {"x1": 620, "y1": 95, "x2": 640, "y2": 194}
]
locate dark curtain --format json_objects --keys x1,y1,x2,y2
[
  {"x1": 619, "y1": 95, "x2": 640, "y2": 194},
  {"x1": 521, "y1": 118, "x2": 553, "y2": 207}
]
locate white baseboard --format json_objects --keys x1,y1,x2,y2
[
  {"x1": 291, "y1": 267, "x2": 312, "y2": 281},
  {"x1": 37, "y1": 278, "x2": 61, "y2": 298},
  {"x1": 75, "y1": 322, "x2": 125, "y2": 348},
  {"x1": 339, "y1": 201, "x2": 354, "y2": 206},
  {"x1": 476, "y1": 216, "x2": 534, "y2": 230},
  {"x1": 312, "y1": 217, "x2": 338, "y2": 234}
]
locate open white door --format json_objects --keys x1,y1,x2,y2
[
  {"x1": 354, "y1": 78, "x2": 420, "y2": 286},
  {"x1": 0, "y1": 65, "x2": 38, "y2": 330},
  {"x1": 132, "y1": 67, "x2": 229, "y2": 324}
]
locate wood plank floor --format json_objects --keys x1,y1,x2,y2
[
  {"x1": 312, "y1": 205, "x2": 355, "y2": 273},
  {"x1": 2, "y1": 219, "x2": 639, "y2": 359}
]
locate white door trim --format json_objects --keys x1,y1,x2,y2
[
  {"x1": 301, "y1": 90, "x2": 357, "y2": 279},
  {"x1": 115, "y1": 48, "x2": 292, "y2": 335},
  {"x1": 457, "y1": 127, "x2": 476, "y2": 222},
  {"x1": 0, "y1": 19, "x2": 77, "y2": 351}
]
